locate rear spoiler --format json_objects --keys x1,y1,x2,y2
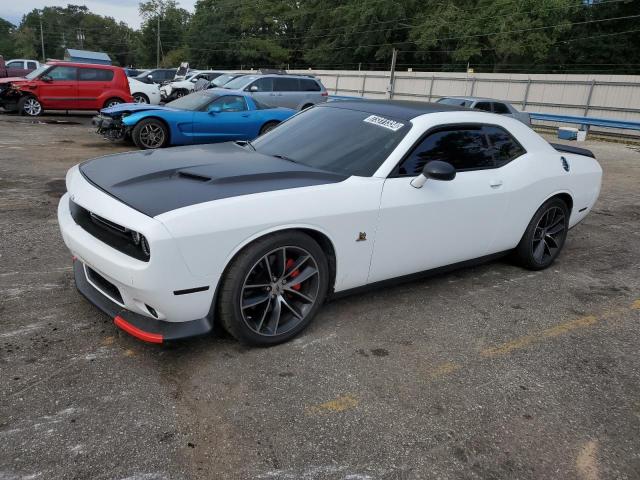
[{"x1": 549, "y1": 142, "x2": 595, "y2": 159}]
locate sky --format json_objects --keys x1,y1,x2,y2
[{"x1": 1, "y1": 0, "x2": 197, "y2": 29}]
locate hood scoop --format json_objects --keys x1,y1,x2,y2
[{"x1": 177, "y1": 171, "x2": 212, "y2": 182}]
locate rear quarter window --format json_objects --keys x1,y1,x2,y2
[
  {"x1": 300, "y1": 78, "x2": 321, "y2": 91},
  {"x1": 492, "y1": 102, "x2": 510, "y2": 114},
  {"x1": 474, "y1": 102, "x2": 492, "y2": 112},
  {"x1": 484, "y1": 125, "x2": 526, "y2": 166}
]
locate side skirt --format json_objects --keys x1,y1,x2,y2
[{"x1": 329, "y1": 250, "x2": 511, "y2": 300}]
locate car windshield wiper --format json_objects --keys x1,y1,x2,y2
[{"x1": 272, "y1": 154, "x2": 298, "y2": 164}]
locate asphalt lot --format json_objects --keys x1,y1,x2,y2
[{"x1": 0, "y1": 111, "x2": 639, "y2": 480}]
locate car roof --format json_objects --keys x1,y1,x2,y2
[
  {"x1": 319, "y1": 99, "x2": 469, "y2": 120},
  {"x1": 442, "y1": 96, "x2": 509, "y2": 103},
  {"x1": 46, "y1": 61, "x2": 119, "y2": 69}
]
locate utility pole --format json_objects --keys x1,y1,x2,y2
[
  {"x1": 76, "y1": 29, "x2": 85, "y2": 49},
  {"x1": 388, "y1": 48, "x2": 398, "y2": 99},
  {"x1": 156, "y1": 14, "x2": 160, "y2": 68},
  {"x1": 39, "y1": 15, "x2": 45, "y2": 61}
]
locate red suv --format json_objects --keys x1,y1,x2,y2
[{"x1": 0, "y1": 62, "x2": 133, "y2": 116}]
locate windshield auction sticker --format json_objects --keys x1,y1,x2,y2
[{"x1": 363, "y1": 115, "x2": 405, "y2": 131}]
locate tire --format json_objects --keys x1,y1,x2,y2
[
  {"x1": 103, "y1": 97, "x2": 124, "y2": 109},
  {"x1": 131, "y1": 118, "x2": 169, "y2": 149},
  {"x1": 18, "y1": 96, "x2": 43, "y2": 116},
  {"x1": 515, "y1": 197, "x2": 569, "y2": 270},
  {"x1": 259, "y1": 121, "x2": 279, "y2": 135},
  {"x1": 132, "y1": 93, "x2": 149, "y2": 104},
  {"x1": 217, "y1": 231, "x2": 330, "y2": 346},
  {"x1": 174, "y1": 89, "x2": 187, "y2": 98}
]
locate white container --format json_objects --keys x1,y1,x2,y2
[{"x1": 576, "y1": 130, "x2": 587, "y2": 142}]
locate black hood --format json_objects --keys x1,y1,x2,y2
[{"x1": 79, "y1": 143, "x2": 348, "y2": 217}]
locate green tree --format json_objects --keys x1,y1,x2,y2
[
  {"x1": 0, "y1": 18, "x2": 19, "y2": 59},
  {"x1": 409, "y1": 0, "x2": 578, "y2": 72},
  {"x1": 138, "y1": 0, "x2": 191, "y2": 67},
  {"x1": 19, "y1": 5, "x2": 138, "y2": 65}
]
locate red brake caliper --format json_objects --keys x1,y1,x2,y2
[{"x1": 285, "y1": 258, "x2": 301, "y2": 291}]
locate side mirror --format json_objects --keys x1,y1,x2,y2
[
  {"x1": 41, "y1": 75, "x2": 52, "y2": 82},
  {"x1": 249, "y1": 85, "x2": 259, "y2": 92},
  {"x1": 410, "y1": 160, "x2": 456, "y2": 189},
  {"x1": 147, "y1": 74, "x2": 153, "y2": 81},
  {"x1": 208, "y1": 107, "x2": 221, "y2": 114}
]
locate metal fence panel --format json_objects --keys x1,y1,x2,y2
[{"x1": 286, "y1": 69, "x2": 640, "y2": 137}]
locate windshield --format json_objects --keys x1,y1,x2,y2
[
  {"x1": 223, "y1": 75, "x2": 257, "y2": 89},
  {"x1": 437, "y1": 97, "x2": 472, "y2": 107},
  {"x1": 251, "y1": 106, "x2": 410, "y2": 176},
  {"x1": 165, "y1": 90, "x2": 217, "y2": 110},
  {"x1": 212, "y1": 73, "x2": 240, "y2": 87},
  {"x1": 26, "y1": 65, "x2": 50, "y2": 80}
]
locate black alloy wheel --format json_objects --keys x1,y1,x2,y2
[
  {"x1": 218, "y1": 232, "x2": 329, "y2": 346},
  {"x1": 515, "y1": 198, "x2": 569, "y2": 270}
]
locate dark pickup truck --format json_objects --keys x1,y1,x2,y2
[{"x1": 0, "y1": 56, "x2": 40, "y2": 78}]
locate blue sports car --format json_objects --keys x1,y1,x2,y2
[{"x1": 93, "y1": 90, "x2": 296, "y2": 149}]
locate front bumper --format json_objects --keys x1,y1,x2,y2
[
  {"x1": 74, "y1": 259, "x2": 212, "y2": 342},
  {"x1": 58, "y1": 167, "x2": 218, "y2": 341}
]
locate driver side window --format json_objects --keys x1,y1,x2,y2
[
  {"x1": 398, "y1": 127, "x2": 493, "y2": 175},
  {"x1": 208, "y1": 95, "x2": 247, "y2": 112},
  {"x1": 46, "y1": 66, "x2": 77, "y2": 81}
]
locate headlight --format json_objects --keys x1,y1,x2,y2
[{"x1": 129, "y1": 229, "x2": 150, "y2": 259}]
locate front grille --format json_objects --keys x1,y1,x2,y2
[
  {"x1": 86, "y1": 265, "x2": 124, "y2": 304},
  {"x1": 69, "y1": 199, "x2": 150, "y2": 262}
]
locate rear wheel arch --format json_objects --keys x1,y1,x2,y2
[
  {"x1": 551, "y1": 192, "x2": 573, "y2": 213},
  {"x1": 103, "y1": 97, "x2": 125, "y2": 108}
]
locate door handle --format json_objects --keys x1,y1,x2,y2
[
  {"x1": 241, "y1": 113, "x2": 249, "y2": 117},
  {"x1": 489, "y1": 180, "x2": 503, "y2": 188}
]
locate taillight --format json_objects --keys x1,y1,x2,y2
[{"x1": 321, "y1": 91, "x2": 328, "y2": 96}]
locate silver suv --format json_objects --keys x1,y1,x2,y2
[{"x1": 217, "y1": 74, "x2": 328, "y2": 110}]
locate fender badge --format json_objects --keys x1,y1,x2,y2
[{"x1": 356, "y1": 232, "x2": 367, "y2": 242}]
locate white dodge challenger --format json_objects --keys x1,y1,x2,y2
[{"x1": 58, "y1": 100, "x2": 602, "y2": 345}]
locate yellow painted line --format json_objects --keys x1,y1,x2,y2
[
  {"x1": 576, "y1": 440, "x2": 600, "y2": 480},
  {"x1": 481, "y1": 315, "x2": 598, "y2": 357},
  {"x1": 307, "y1": 395, "x2": 358, "y2": 414},
  {"x1": 429, "y1": 362, "x2": 462, "y2": 379}
]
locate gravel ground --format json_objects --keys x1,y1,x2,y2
[{"x1": 0, "y1": 112, "x2": 639, "y2": 480}]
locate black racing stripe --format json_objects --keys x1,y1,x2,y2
[
  {"x1": 174, "y1": 286, "x2": 210, "y2": 295},
  {"x1": 79, "y1": 142, "x2": 349, "y2": 217}
]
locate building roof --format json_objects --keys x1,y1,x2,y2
[
  {"x1": 65, "y1": 49, "x2": 111, "y2": 61},
  {"x1": 320, "y1": 99, "x2": 469, "y2": 120}
]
